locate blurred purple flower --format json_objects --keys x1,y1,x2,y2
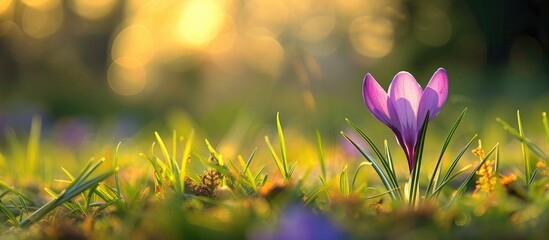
[
  {"x1": 363, "y1": 68, "x2": 448, "y2": 172},
  {"x1": 53, "y1": 117, "x2": 94, "y2": 148},
  {"x1": 252, "y1": 205, "x2": 346, "y2": 240}
]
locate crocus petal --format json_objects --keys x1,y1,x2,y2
[
  {"x1": 362, "y1": 73, "x2": 392, "y2": 127},
  {"x1": 360, "y1": 68, "x2": 448, "y2": 173},
  {"x1": 418, "y1": 68, "x2": 448, "y2": 122},
  {"x1": 388, "y1": 71, "x2": 423, "y2": 137},
  {"x1": 387, "y1": 72, "x2": 424, "y2": 170}
]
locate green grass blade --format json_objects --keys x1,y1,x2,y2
[
  {"x1": 384, "y1": 140, "x2": 395, "y2": 174},
  {"x1": 205, "y1": 139, "x2": 224, "y2": 166},
  {"x1": 339, "y1": 165, "x2": 349, "y2": 196},
  {"x1": 495, "y1": 143, "x2": 500, "y2": 175},
  {"x1": 543, "y1": 112, "x2": 549, "y2": 148},
  {"x1": 53, "y1": 159, "x2": 105, "y2": 212},
  {"x1": 410, "y1": 114, "x2": 429, "y2": 209},
  {"x1": 265, "y1": 135, "x2": 287, "y2": 180},
  {"x1": 20, "y1": 166, "x2": 114, "y2": 228},
  {"x1": 154, "y1": 132, "x2": 172, "y2": 169},
  {"x1": 304, "y1": 186, "x2": 324, "y2": 206},
  {"x1": 172, "y1": 131, "x2": 182, "y2": 192},
  {"x1": 429, "y1": 164, "x2": 471, "y2": 198},
  {"x1": 93, "y1": 200, "x2": 116, "y2": 215},
  {"x1": 316, "y1": 130, "x2": 327, "y2": 180},
  {"x1": 44, "y1": 188, "x2": 60, "y2": 198},
  {"x1": 85, "y1": 184, "x2": 100, "y2": 209},
  {"x1": 341, "y1": 131, "x2": 398, "y2": 201},
  {"x1": 155, "y1": 130, "x2": 179, "y2": 193},
  {"x1": 0, "y1": 202, "x2": 20, "y2": 227},
  {"x1": 227, "y1": 159, "x2": 240, "y2": 174},
  {"x1": 59, "y1": 171, "x2": 116, "y2": 204},
  {"x1": 172, "y1": 130, "x2": 177, "y2": 167},
  {"x1": 0, "y1": 181, "x2": 36, "y2": 205},
  {"x1": 381, "y1": 139, "x2": 403, "y2": 205},
  {"x1": 276, "y1": 112, "x2": 289, "y2": 178},
  {"x1": 529, "y1": 168, "x2": 538, "y2": 186},
  {"x1": 242, "y1": 147, "x2": 257, "y2": 174},
  {"x1": 318, "y1": 176, "x2": 331, "y2": 202},
  {"x1": 439, "y1": 134, "x2": 478, "y2": 188},
  {"x1": 288, "y1": 162, "x2": 297, "y2": 178},
  {"x1": 153, "y1": 132, "x2": 182, "y2": 192},
  {"x1": 351, "y1": 161, "x2": 372, "y2": 192},
  {"x1": 496, "y1": 118, "x2": 548, "y2": 161},
  {"x1": 17, "y1": 195, "x2": 28, "y2": 217},
  {"x1": 253, "y1": 166, "x2": 265, "y2": 182},
  {"x1": 60, "y1": 164, "x2": 89, "y2": 204},
  {"x1": 345, "y1": 119, "x2": 398, "y2": 190},
  {"x1": 93, "y1": 184, "x2": 116, "y2": 202},
  {"x1": 61, "y1": 159, "x2": 107, "y2": 198},
  {"x1": 61, "y1": 167, "x2": 76, "y2": 181},
  {"x1": 181, "y1": 130, "x2": 194, "y2": 192},
  {"x1": 114, "y1": 142, "x2": 123, "y2": 202},
  {"x1": 516, "y1": 111, "x2": 532, "y2": 186},
  {"x1": 65, "y1": 160, "x2": 96, "y2": 190},
  {"x1": 365, "y1": 188, "x2": 399, "y2": 199},
  {"x1": 345, "y1": 118, "x2": 402, "y2": 200},
  {"x1": 242, "y1": 148, "x2": 259, "y2": 192},
  {"x1": 426, "y1": 108, "x2": 467, "y2": 196},
  {"x1": 261, "y1": 174, "x2": 268, "y2": 187}
]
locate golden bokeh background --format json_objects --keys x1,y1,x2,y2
[{"x1": 0, "y1": 0, "x2": 548, "y2": 146}]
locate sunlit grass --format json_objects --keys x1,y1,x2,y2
[{"x1": 1, "y1": 110, "x2": 549, "y2": 238}]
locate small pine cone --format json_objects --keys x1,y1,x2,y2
[
  {"x1": 202, "y1": 169, "x2": 222, "y2": 192},
  {"x1": 185, "y1": 176, "x2": 212, "y2": 196}
]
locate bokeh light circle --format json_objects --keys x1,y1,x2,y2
[
  {"x1": 413, "y1": 7, "x2": 452, "y2": 47},
  {"x1": 111, "y1": 24, "x2": 154, "y2": 68},
  {"x1": 176, "y1": 0, "x2": 224, "y2": 49},
  {"x1": 21, "y1": 4, "x2": 63, "y2": 39},
  {"x1": 244, "y1": 33, "x2": 285, "y2": 76},
  {"x1": 349, "y1": 16, "x2": 394, "y2": 58},
  {"x1": 69, "y1": 0, "x2": 117, "y2": 20},
  {"x1": 107, "y1": 61, "x2": 147, "y2": 96}
]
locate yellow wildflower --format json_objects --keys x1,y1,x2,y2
[{"x1": 472, "y1": 140, "x2": 496, "y2": 196}]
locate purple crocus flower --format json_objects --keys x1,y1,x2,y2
[
  {"x1": 250, "y1": 205, "x2": 347, "y2": 240},
  {"x1": 363, "y1": 68, "x2": 448, "y2": 172}
]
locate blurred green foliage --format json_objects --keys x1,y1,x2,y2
[{"x1": 0, "y1": 0, "x2": 547, "y2": 144}]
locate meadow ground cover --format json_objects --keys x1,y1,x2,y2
[
  {"x1": 2, "y1": 68, "x2": 549, "y2": 239},
  {"x1": 2, "y1": 0, "x2": 549, "y2": 239}
]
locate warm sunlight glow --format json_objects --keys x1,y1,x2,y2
[
  {"x1": 21, "y1": 0, "x2": 59, "y2": 10},
  {"x1": 70, "y1": 0, "x2": 117, "y2": 20},
  {"x1": 349, "y1": 16, "x2": 394, "y2": 58},
  {"x1": 207, "y1": 15, "x2": 236, "y2": 54},
  {"x1": 245, "y1": 0, "x2": 289, "y2": 36},
  {"x1": 108, "y1": 61, "x2": 147, "y2": 96},
  {"x1": 298, "y1": 15, "x2": 339, "y2": 56},
  {"x1": 335, "y1": 0, "x2": 370, "y2": 17},
  {"x1": 111, "y1": 24, "x2": 154, "y2": 68},
  {"x1": 176, "y1": 0, "x2": 223, "y2": 49},
  {"x1": 244, "y1": 34, "x2": 284, "y2": 76},
  {"x1": 0, "y1": 0, "x2": 13, "y2": 15},
  {"x1": 21, "y1": 4, "x2": 63, "y2": 39},
  {"x1": 299, "y1": 16, "x2": 336, "y2": 43}
]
